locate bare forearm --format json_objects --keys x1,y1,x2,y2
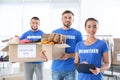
[
  {"x1": 69, "y1": 53, "x2": 75, "y2": 58},
  {"x1": 74, "y1": 52, "x2": 80, "y2": 64},
  {"x1": 100, "y1": 63, "x2": 110, "y2": 72},
  {"x1": 100, "y1": 53, "x2": 111, "y2": 72}
]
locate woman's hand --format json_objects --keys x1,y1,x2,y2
[
  {"x1": 81, "y1": 61, "x2": 100, "y2": 75},
  {"x1": 89, "y1": 68, "x2": 100, "y2": 75}
]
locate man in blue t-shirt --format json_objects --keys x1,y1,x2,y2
[
  {"x1": 51, "y1": 10, "x2": 83, "y2": 80},
  {"x1": 20, "y1": 17, "x2": 44, "y2": 80}
]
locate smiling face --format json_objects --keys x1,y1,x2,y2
[
  {"x1": 62, "y1": 13, "x2": 74, "y2": 29},
  {"x1": 85, "y1": 20, "x2": 98, "y2": 37},
  {"x1": 30, "y1": 19, "x2": 40, "y2": 31}
]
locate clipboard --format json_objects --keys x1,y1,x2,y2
[{"x1": 74, "y1": 63, "x2": 96, "y2": 74}]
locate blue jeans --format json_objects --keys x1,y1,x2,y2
[{"x1": 52, "y1": 70, "x2": 76, "y2": 80}]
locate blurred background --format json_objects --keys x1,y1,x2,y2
[{"x1": 0, "y1": 0, "x2": 120, "y2": 80}]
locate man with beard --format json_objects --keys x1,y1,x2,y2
[
  {"x1": 51, "y1": 10, "x2": 83, "y2": 80},
  {"x1": 20, "y1": 16, "x2": 45, "y2": 80}
]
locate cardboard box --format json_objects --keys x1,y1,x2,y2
[
  {"x1": 1, "y1": 43, "x2": 43, "y2": 62},
  {"x1": 1, "y1": 43, "x2": 69, "y2": 62},
  {"x1": 113, "y1": 51, "x2": 120, "y2": 64},
  {"x1": 42, "y1": 44, "x2": 70, "y2": 59},
  {"x1": 1, "y1": 34, "x2": 70, "y2": 62},
  {"x1": 41, "y1": 34, "x2": 70, "y2": 59},
  {"x1": 113, "y1": 38, "x2": 120, "y2": 51}
]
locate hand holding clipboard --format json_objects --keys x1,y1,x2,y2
[{"x1": 74, "y1": 63, "x2": 96, "y2": 74}]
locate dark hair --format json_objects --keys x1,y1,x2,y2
[
  {"x1": 31, "y1": 16, "x2": 40, "y2": 21},
  {"x1": 85, "y1": 17, "x2": 98, "y2": 27},
  {"x1": 62, "y1": 10, "x2": 74, "y2": 16}
]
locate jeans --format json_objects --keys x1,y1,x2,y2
[
  {"x1": 52, "y1": 70, "x2": 76, "y2": 80},
  {"x1": 24, "y1": 63, "x2": 43, "y2": 80}
]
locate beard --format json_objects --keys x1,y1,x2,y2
[
  {"x1": 63, "y1": 22, "x2": 71, "y2": 28},
  {"x1": 31, "y1": 27, "x2": 38, "y2": 31}
]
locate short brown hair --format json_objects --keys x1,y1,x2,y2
[
  {"x1": 31, "y1": 16, "x2": 40, "y2": 21},
  {"x1": 62, "y1": 10, "x2": 74, "y2": 16}
]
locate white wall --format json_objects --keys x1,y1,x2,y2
[
  {"x1": 1, "y1": 0, "x2": 120, "y2": 38},
  {"x1": 80, "y1": 0, "x2": 120, "y2": 38},
  {"x1": 49, "y1": 2, "x2": 80, "y2": 32},
  {"x1": 0, "y1": 4, "x2": 22, "y2": 37},
  {"x1": 0, "y1": 0, "x2": 80, "y2": 39}
]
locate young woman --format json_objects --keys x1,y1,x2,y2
[{"x1": 74, "y1": 18, "x2": 110, "y2": 80}]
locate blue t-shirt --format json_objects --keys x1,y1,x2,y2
[
  {"x1": 20, "y1": 29, "x2": 44, "y2": 64},
  {"x1": 75, "y1": 39, "x2": 109, "y2": 80},
  {"x1": 52, "y1": 28, "x2": 83, "y2": 71}
]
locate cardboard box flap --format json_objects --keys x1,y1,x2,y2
[
  {"x1": 1, "y1": 45, "x2": 9, "y2": 52},
  {"x1": 42, "y1": 34, "x2": 50, "y2": 38},
  {"x1": 54, "y1": 44, "x2": 70, "y2": 48}
]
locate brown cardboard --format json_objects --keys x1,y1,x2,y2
[
  {"x1": 2, "y1": 45, "x2": 9, "y2": 52},
  {"x1": 113, "y1": 38, "x2": 120, "y2": 51},
  {"x1": 42, "y1": 34, "x2": 66, "y2": 43},
  {"x1": 42, "y1": 44, "x2": 70, "y2": 59},
  {"x1": 41, "y1": 34, "x2": 70, "y2": 59},
  {"x1": 1, "y1": 43, "x2": 69, "y2": 61},
  {"x1": 112, "y1": 38, "x2": 120, "y2": 64},
  {"x1": 1, "y1": 43, "x2": 43, "y2": 62},
  {"x1": 1, "y1": 34, "x2": 69, "y2": 62},
  {"x1": 113, "y1": 51, "x2": 120, "y2": 64}
]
